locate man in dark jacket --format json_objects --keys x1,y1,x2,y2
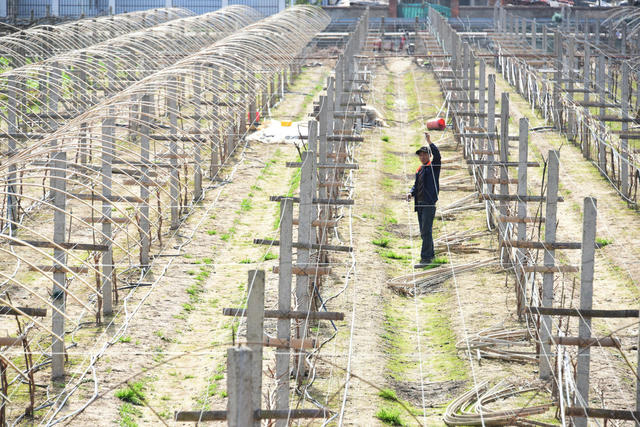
[{"x1": 406, "y1": 133, "x2": 441, "y2": 268}]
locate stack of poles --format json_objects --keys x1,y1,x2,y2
[
  {"x1": 492, "y1": 7, "x2": 640, "y2": 207},
  {"x1": 428, "y1": 9, "x2": 640, "y2": 425}
]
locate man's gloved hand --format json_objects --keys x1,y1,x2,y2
[{"x1": 405, "y1": 193, "x2": 412, "y2": 202}]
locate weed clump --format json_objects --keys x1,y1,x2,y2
[
  {"x1": 373, "y1": 237, "x2": 390, "y2": 248},
  {"x1": 376, "y1": 407, "x2": 405, "y2": 426},
  {"x1": 115, "y1": 381, "x2": 146, "y2": 405},
  {"x1": 378, "y1": 388, "x2": 398, "y2": 401},
  {"x1": 380, "y1": 250, "x2": 408, "y2": 260},
  {"x1": 261, "y1": 252, "x2": 277, "y2": 261}
]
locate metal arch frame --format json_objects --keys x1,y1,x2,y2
[
  {"x1": 0, "y1": 4, "x2": 329, "y2": 390},
  {"x1": 0, "y1": 8, "x2": 194, "y2": 69},
  {"x1": 0, "y1": 5, "x2": 263, "y2": 155}
]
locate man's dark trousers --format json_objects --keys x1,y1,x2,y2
[{"x1": 417, "y1": 205, "x2": 436, "y2": 262}]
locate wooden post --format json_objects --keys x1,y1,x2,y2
[
  {"x1": 246, "y1": 270, "x2": 264, "y2": 427},
  {"x1": 516, "y1": 118, "x2": 529, "y2": 318},
  {"x1": 275, "y1": 199, "x2": 293, "y2": 427},
  {"x1": 539, "y1": 150, "x2": 559, "y2": 381},
  {"x1": 498, "y1": 92, "x2": 510, "y2": 265},
  {"x1": 542, "y1": 25, "x2": 548, "y2": 54},
  {"x1": 139, "y1": 94, "x2": 151, "y2": 268},
  {"x1": 167, "y1": 77, "x2": 180, "y2": 230},
  {"x1": 227, "y1": 347, "x2": 254, "y2": 427},
  {"x1": 101, "y1": 110, "x2": 115, "y2": 316},
  {"x1": 574, "y1": 197, "x2": 596, "y2": 427}
]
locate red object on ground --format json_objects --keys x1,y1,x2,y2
[
  {"x1": 249, "y1": 111, "x2": 260, "y2": 123},
  {"x1": 426, "y1": 118, "x2": 446, "y2": 131}
]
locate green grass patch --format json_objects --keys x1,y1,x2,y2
[
  {"x1": 376, "y1": 407, "x2": 405, "y2": 426},
  {"x1": 384, "y1": 76, "x2": 396, "y2": 121},
  {"x1": 240, "y1": 198, "x2": 252, "y2": 212},
  {"x1": 378, "y1": 388, "x2": 398, "y2": 401},
  {"x1": 420, "y1": 292, "x2": 468, "y2": 381},
  {"x1": 596, "y1": 237, "x2": 613, "y2": 248},
  {"x1": 381, "y1": 135, "x2": 390, "y2": 143},
  {"x1": 118, "y1": 403, "x2": 142, "y2": 427},
  {"x1": 380, "y1": 250, "x2": 408, "y2": 260},
  {"x1": 207, "y1": 229, "x2": 217, "y2": 235},
  {"x1": 239, "y1": 258, "x2": 252, "y2": 264},
  {"x1": 382, "y1": 151, "x2": 401, "y2": 173},
  {"x1": 261, "y1": 251, "x2": 277, "y2": 261},
  {"x1": 118, "y1": 336, "x2": 131, "y2": 343},
  {"x1": 115, "y1": 381, "x2": 146, "y2": 405},
  {"x1": 372, "y1": 237, "x2": 391, "y2": 248},
  {"x1": 417, "y1": 256, "x2": 449, "y2": 269}
]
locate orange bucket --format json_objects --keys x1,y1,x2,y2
[{"x1": 426, "y1": 118, "x2": 446, "y2": 131}]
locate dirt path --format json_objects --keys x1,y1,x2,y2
[{"x1": 323, "y1": 57, "x2": 555, "y2": 426}]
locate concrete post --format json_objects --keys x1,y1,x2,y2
[
  {"x1": 6, "y1": 76, "x2": 18, "y2": 233},
  {"x1": 167, "y1": 77, "x2": 180, "y2": 229},
  {"x1": 574, "y1": 197, "x2": 596, "y2": 427},
  {"x1": 101, "y1": 111, "x2": 115, "y2": 316},
  {"x1": 139, "y1": 94, "x2": 151, "y2": 268},
  {"x1": 597, "y1": 55, "x2": 606, "y2": 172},
  {"x1": 539, "y1": 150, "x2": 560, "y2": 382},
  {"x1": 246, "y1": 270, "x2": 264, "y2": 427},
  {"x1": 275, "y1": 198, "x2": 293, "y2": 427},
  {"x1": 479, "y1": 60, "x2": 485, "y2": 130},
  {"x1": 516, "y1": 118, "x2": 529, "y2": 318},
  {"x1": 498, "y1": 92, "x2": 510, "y2": 265},
  {"x1": 193, "y1": 67, "x2": 203, "y2": 201},
  {"x1": 621, "y1": 62, "x2": 630, "y2": 197},
  {"x1": 485, "y1": 74, "x2": 496, "y2": 228},
  {"x1": 295, "y1": 151, "x2": 316, "y2": 383},
  {"x1": 51, "y1": 147, "x2": 66, "y2": 381},
  {"x1": 227, "y1": 347, "x2": 254, "y2": 427}
]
